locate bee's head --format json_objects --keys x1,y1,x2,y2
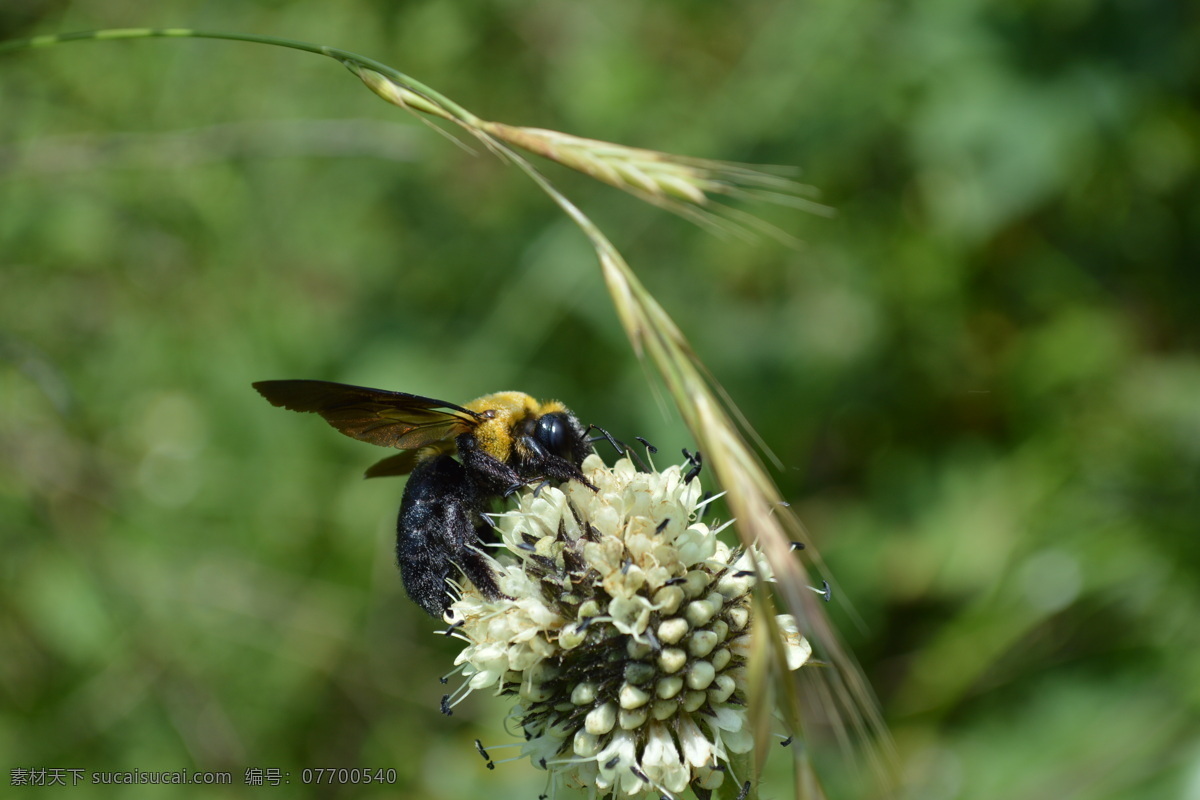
[
  {"x1": 530, "y1": 411, "x2": 590, "y2": 465},
  {"x1": 512, "y1": 406, "x2": 593, "y2": 475}
]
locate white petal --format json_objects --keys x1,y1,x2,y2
[
  {"x1": 673, "y1": 525, "x2": 717, "y2": 566},
  {"x1": 711, "y1": 704, "x2": 745, "y2": 732},
  {"x1": 676, "y1": 714, "x2": 714, "y2": 768},
  {"x1": 776, "y1": 614, "x2": 813, "y2": 670},
  {"x1": 642, "y1": 722, "x2": 689, "y2": 794},
  {"x1": 608, "y1": 595, "x2": 652, "y2": 636},
  {"x1": 722, "y1": 724, "x2": 755, "y2": 754},
  {"x1": 596, "y1": 729, "x2": 636, "y2": 779}
]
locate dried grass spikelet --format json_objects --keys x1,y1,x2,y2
[
  {"x1": 348, "y1": 65, "x2": 827, "y2": 242},
  {"x1": 589, "y1": 244, "x2": 896, "y2": 799}
]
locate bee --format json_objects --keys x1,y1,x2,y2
[{"x1": 252, "y1": 380, "x2": 596, "y2": 617}]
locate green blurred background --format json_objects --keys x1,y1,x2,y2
[{"x1": 2, "y1": 1, "x2": 1197, "y2": 798}]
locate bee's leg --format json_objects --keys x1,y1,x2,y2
[
  {"x1": 518, "y1": 438, "x2": 598, "y2": 492},
  {"x1": 457, "y1": 541, "x2": 505, "y2": 602},
  {"x1": 456, "y1": 430, "x2": 597, "y2": 494},
  {"x1": 455, "y1": 433, "x2": 525, "y2": 494}
]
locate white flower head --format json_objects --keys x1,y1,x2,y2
[{"x1": 444, "y1": 454, "x2": 810, "y2": 799}]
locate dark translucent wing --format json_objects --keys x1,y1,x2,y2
[
  {"x1": 252, "y1": 379, "x2": 481, "y2": 450},
  {"x1": 364, "y1": 450, "x2": 429, "y2": 478}
]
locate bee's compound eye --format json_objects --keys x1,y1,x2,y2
[{"x1": 533, "y1": 413, "x2": 572, "y2": 460}]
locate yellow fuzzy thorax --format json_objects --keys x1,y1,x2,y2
[{"x1": 463, "y1": 391, "x2": 567, "y2": 462}]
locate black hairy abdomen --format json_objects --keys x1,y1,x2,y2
[{"x1": 395, "y1": 455, "x2": 499, "y2": 617}]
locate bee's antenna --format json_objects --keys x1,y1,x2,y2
[
  {"x1": 587, "y1": 424, "x2": 651, "y2": 471},
  {"x1": 587, "y1": 424, "x2": 625, "y2": 454}
]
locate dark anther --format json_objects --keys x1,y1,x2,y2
[
  {"x1": 630, "y1": 765, "x2": 649, "y2": 782},
  {"x1": 439, "y1": 676, "x2": 449, "y2": 684},
  {"x1": 621, "y1": 556, "x2": 633, "y2": 575},
  {"x1": 780, "y1": 735, "x2": 793, "y2": 747},
  {"x1": 440, "y1": 695, "x2": 452, "y2": 716},
  {"x1": 539, "y1": 757, "x2": 547, "y2": 770},
  {"x1": 790, "y1": 541, "x2": 806, "y2": 551},
  {"x1": 517, "y1": 541, "x2": 537, "y2": 552},
  {"x1": 474, "y1": 739, "x2": 497, "y2": 771},
  {"x1": 733, "y1": 569, "x2": 756, "y2": 579},
  {"x1": 820, "y1": 580, "x2": 832, "y2": 603},
  {"x1": 737, "y1": 780, "x2": 752, "y2": 800},
  {"x1": 605, "y1": 757, "x2": 620, "y2": 770},
  {"x1": 443, "y1": 620, "x2": 465, "y2": 636},
  {"x1": 665, "y1": 577, "x2": 688, "y2": 587},
  {"x1": 655, "y1": 519, "x2": 670, "y2": 534},
  {"x1": 635, "y1": 436, "x2": 658, "y2": 454},
  {"x1": 682, "y1": 449, "x2": 703, "y2": 483}
]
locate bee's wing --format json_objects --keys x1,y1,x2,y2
[
  {"x1": 363, "y1": 449, "x2": 431, "y2": 479},
  {"x1": 252, "y1": 379, "x2": 481, "y2": 450}
]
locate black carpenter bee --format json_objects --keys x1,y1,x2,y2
[{"x1": 252, "y1": 380, "x2": 595, "y2": 617}]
